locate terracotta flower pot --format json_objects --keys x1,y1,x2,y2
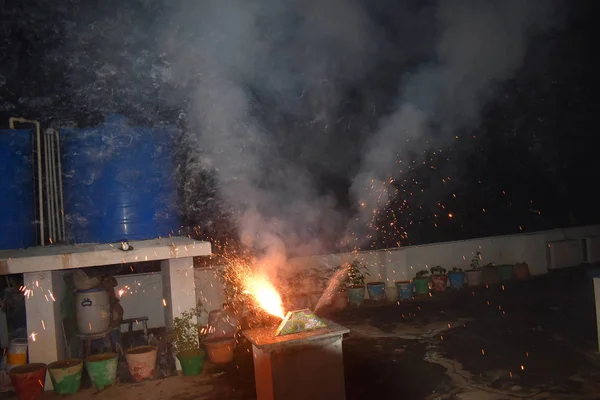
[
  {"x1": 10, "y1": 363, "x2": 46, "y2": 400},
  {"x1": 203, "y1": 338, "x2": 236, "y2": 364},
  {"x1": 125, "y1": 345, "x2": 157, "y2": 382},
  {"x1": 514, "y1": 262, "x2": 530, "y2": 280}
]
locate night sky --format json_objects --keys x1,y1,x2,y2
[{"x1": 1, "y1": 0, "x2": 599, "y2": 253}]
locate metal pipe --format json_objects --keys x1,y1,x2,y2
[
  {"x1": 9, "y1": 117, "x2": 44, "y2": 246},
  {"x1": 49, "y1": 130, "x2": 61, "y2": 242},
  {"x1": 43, "y1": 133, "x2": 54, "y2": 242},
  {"x1": 55, "y1": 129, "x2": 66, "y2": 241},
  {"x1": 47, "y1": 131, "x2": 57, "y2": 242}
]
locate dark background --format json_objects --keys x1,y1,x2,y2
[{"x1": 1, "y1": 0, "x2": 598, "y2": 252}]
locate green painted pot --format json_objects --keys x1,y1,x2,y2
[
  {"x1": 177, "y1": 350, "x2": 205, "y2": 376},
  {"x1": 48, "y1": 359, "x2": 83, "y2": 395},
  {"x1": 497, "y1": 265, "x2": 514, "y2": 282},
  {"x1": 347, "y1": 286, "x2": 365, "y2": 306},
  {"x1": 413, "y1": 277, "x2": 430, "y2": 295},
  {"x1": 85, "y1": 353, "x2": 118, "y2": 390}
]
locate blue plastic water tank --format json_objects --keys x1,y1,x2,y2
[
  {"x1": 0, "y1": 129, "x2": 36, "y2": 250},
  {"x1": 60, "y1": 115, "x2": 181, "y2": 244}
]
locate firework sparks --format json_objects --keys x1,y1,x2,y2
[{"x1": 243, "y1": 273, "x2": 285, "y2": 319}]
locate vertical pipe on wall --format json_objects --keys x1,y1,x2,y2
[
  {"x1": 43, "y1": 133, "x2": 55, "y2": 242},
  {"x1": 48, "y1": 130, "x2": 59, "y2": 242},
  {"x1": 9, "y1": 117, "x2": 44, "y2": 245},
  {"x1": 54, "y1": 130, "x2": 66, "y2": 241}
]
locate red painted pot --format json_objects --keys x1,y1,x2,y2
[
  {"x1": 431, "y1": 275, "x2": 448, "y2": 292},
  {"x1": 10, "y1": 363, "x2": 47, "y2": 400},
  {"x1": 125, "y1": 346, "x2": 157, "y2": 382}
]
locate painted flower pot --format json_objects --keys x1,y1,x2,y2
[
  {"x1": 10, "y1": 363, "x2": 46, "y2": 400},
  {"x1": 466, "y1": 270, "x2": 482, "y2": 287},
  {"x1": 514, "y1": 262, "x2": 530, "y2": 280},
  {"x1": 448, "y1": 272, "x2": 466, "y2": 290},
  {"x1": 366, "y1": 282, "x2": 386, "y2": 301},
  {"x1": 413, "y1": 277, "x2": 430, "y2": 295},
  {"x1": 203, "y1": 338, "x2": 235, "y2": 364},
  {"x1": 395, "y1": 281, "x2": 414, "y2": 300},
  {"x1": 497, "y1": 265, "x2": 514, "y2": 282},
  {"x1": 85, "y1": 353, "x2": 118, "y2": 390},
  {"x1": 481, "y1": 266, "x2": 501, "y2": 285},
  {"x1": 177, "y1": 350, "x2": 205, "y2": 376},
  {"x1": 125, "y1": 345, "x2": 157, "y2": 382},
  {"x1": 331, "y1": 291, "x2": 348, "y2": 310},
  {"x1": 431, "y1": 275, "x2": 448, "y2": 292},
  {"x1": 347, "y1": 286, "x2": 365, "y2": 306},
  {"x1": 48, "y1": 359, "x2": 83, "y2": 395}
]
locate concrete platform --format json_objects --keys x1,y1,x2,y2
[
  {"x1": 0, "y1": 237, "x2": 211, "y2": 390},
  {"x1": 0, "y1": 237, "x2": 211, "y2": 275}
]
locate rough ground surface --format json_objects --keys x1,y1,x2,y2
[{"x1": 13, "y1": 265, "x2": 600, "y2": 399}]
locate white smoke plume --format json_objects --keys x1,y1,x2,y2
[
  {"x1": 162, "y1": 0, "x2": 377, "y2": 272},
  {"x1": 160, "y1": 0, "x2": 562, "y2": 270},
  {"x1": 348, "y1": 0, "x2": 561, "y2": 246}
]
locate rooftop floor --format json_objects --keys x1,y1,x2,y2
[{"x1": 9, "y1": 265, "x2": 600, "y2": 399}]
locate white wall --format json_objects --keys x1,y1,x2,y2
[
  {"x1": 110, "y1": 225, "x2": 600, "y2": 324},
  {"x1": 289, "y1": 225, "x2": 600, "y2": 287},
  {"x1": 115, "y1": 272, "x2": 165, "y2": 332},
  {"x1": 113, "y1": 267, "x2": 227, "y2": 330}
]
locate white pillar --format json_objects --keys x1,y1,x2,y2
[
  {"x1": 24, "y1": 271, "x2": 65, "y2": 390},
  {"x1": 161, "y1": 257, "x2": 196, "y2": 371}
]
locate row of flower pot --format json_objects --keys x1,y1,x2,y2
[
  {"x1": 9, "y1": 353, "x2": 119, "y2": 400},
  {"x1": 10, "y1": 346, "x2": 169, "y2": 399},
  {"x1": 342, "y1": 262, "x2": 531, "y2": 306}
]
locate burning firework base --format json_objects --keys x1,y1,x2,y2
[{"x1": 243, "y1": 309, "x2": 349, "y2": 400}]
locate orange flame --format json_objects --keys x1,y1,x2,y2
[{"x1": 243, "y1": 273, "x2": 285, "y2": 319}]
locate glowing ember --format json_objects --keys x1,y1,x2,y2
[{"x1": 243, "y1": 274, "x2": 285, "y2": 319}]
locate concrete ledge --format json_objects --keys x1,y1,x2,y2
[{"x1": 0, "y1": 237, "x2": 211, "y2": 275}]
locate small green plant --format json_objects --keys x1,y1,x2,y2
[
  {"x1": 415, "y1": 269, "x2": 430, "y2": 279},
  {"x1": 346, "y1": 261, "x2": 370, "y2": 288},
  {"x1": 450, "y1": 267, "x2": 463, "y2": 273},
  {"x1": 430, "y1": 265, "x2": 447, "y2": 276},
  {"x1": 469, "y1": 252, "x2": 482, "y2": 270},
  {"x1": 168, "y1": 300, "x2": 204, "y2": 355}
]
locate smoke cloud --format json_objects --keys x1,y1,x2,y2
[
  {"x1": 159, "y1": 0, "x2": 561, "y2": 270},
  {"x1": 162, "y1": 0, "x2": 378, "y2": 270},
  {"x1": 348, "y1": 0, "x2": 561, "y2": 246}
]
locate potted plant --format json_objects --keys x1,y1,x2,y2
[
  {"x1": 466, "y1": 252, "x2": 483, "y2": 287},
  {"x1": 497, "y1": 264, "x2": 515, "y2": 282},
  {"x1": 430, "y1": 266, "x2": 448, "y2": 292},
  {"x1": 481, "y1": 262, "x2": 501, "y2": 285},
  {"x1": 366, "y1": 268, "x2": 386, "y2": 301},
  {"x1": 168, "y1": 302, "x2": 206, "y2": 376},
  {"x1": 448, "y1": 267, "x2": 466, "y2": 290},
  {"x1": 514, "y1": 261, "x2": 531, "y2": 280},
  {"x1": 395, "y1": 280, "x2": 414, "y2": 300},
  {"x1": 346, "y1": 261, "x2": 369, "y2": 306},
  {"x1": 413, "y1": 269, "x2": 431, "y2": 295}
]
